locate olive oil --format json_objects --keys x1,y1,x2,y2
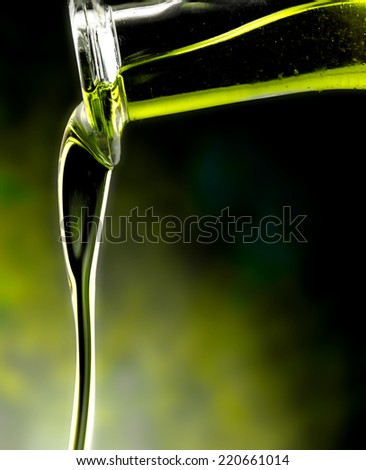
[
  {"x1": 58, "y1": 105, "x2": 112, "y2": 449},
  {"x1": 59, "y1": 0, "x2": 366, "y2": 449}
]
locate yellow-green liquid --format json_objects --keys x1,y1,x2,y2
[
  {"x1": 122, "y1": 2, "x2": 366, "y2": 121},
  {"x1": 58, "y1": 0, "x2": 366, "y2": 449}
]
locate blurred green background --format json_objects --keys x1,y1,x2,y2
[{"x1": 0, "y1": 1, "x2": 364, "y2": 450}]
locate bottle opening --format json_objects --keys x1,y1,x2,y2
[{"x1": 69, "y1": 0, "x2": 121, "y2": 92}]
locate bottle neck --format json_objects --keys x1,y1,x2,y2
[
  {"x1": 69, "y1": 0, "x2": 313, "y2": 92},
  {"x1": 69, "y1": 0, "x2": 366, "y2": 127}
]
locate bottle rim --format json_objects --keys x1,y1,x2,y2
[{"x1": 68, "y1": 0, "x2": 121, "y2": 92}]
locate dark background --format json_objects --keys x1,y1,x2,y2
[{"x1": 0, "y1": 1, "x2": 364, "y2": 449}]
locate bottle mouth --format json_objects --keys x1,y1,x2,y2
[
  {"x1": 68, "y1": 0, "x2": 121, "y2": 92},
  {"x1": 68, "y1": 0, "x2": 124, "y2": 168}
]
